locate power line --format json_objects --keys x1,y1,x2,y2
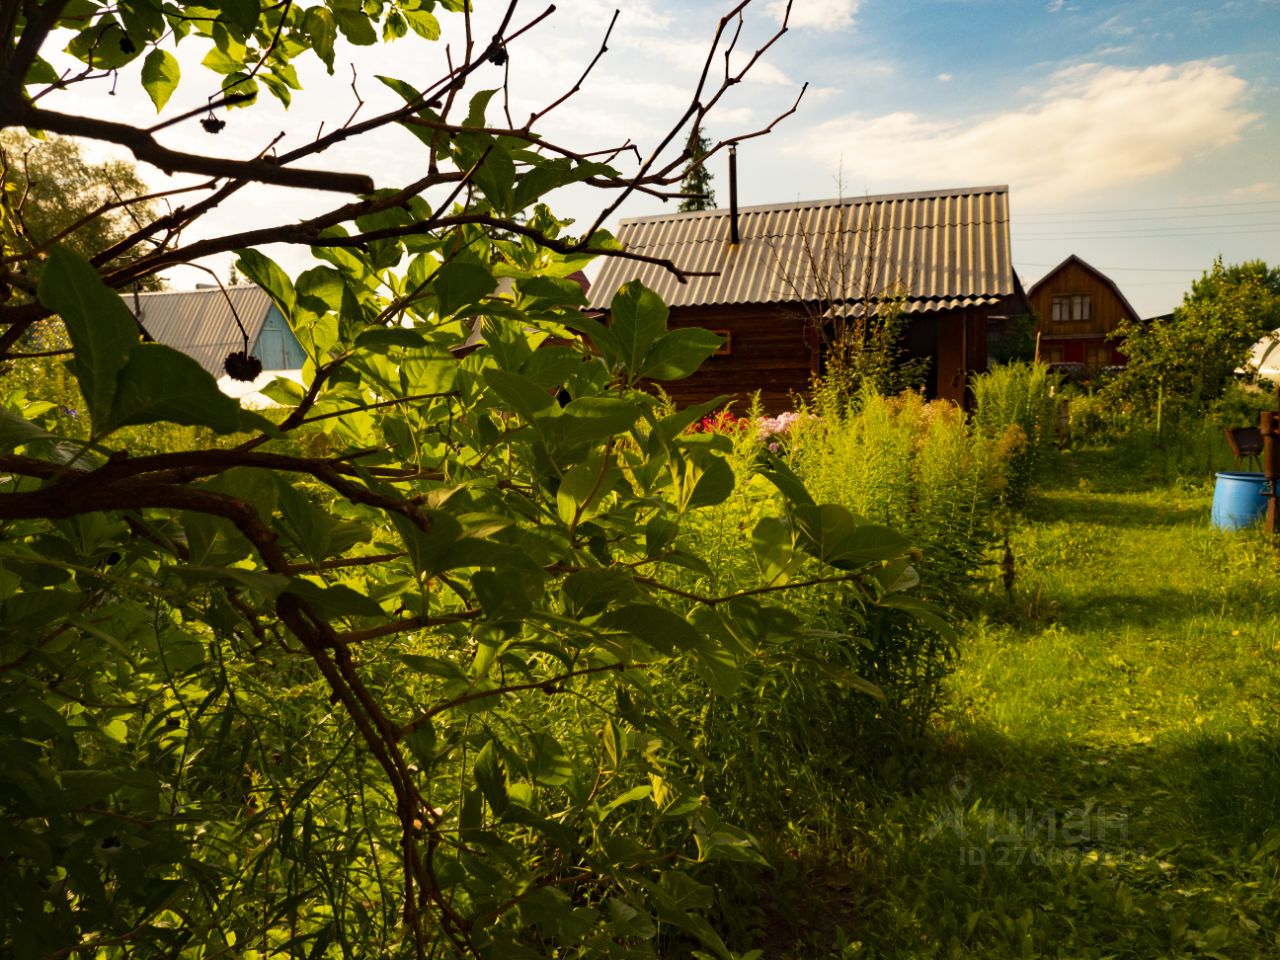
[
  {"x1": 1019, "y1": 209, "x2": 1280, "y2": 225},
  {"x1": 1020, "y1": 198, "x2": 1280, "y2": 217},
  {"x1": 1016, "y1": 262, "x2": 1201, "y2": 272},
  {"x1": 1019, "y1": 224, "x2": 1280, "y2": 240}
]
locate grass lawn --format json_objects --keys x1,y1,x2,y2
[{"x1": 760, "y1": 443, "x2": 1280, "y2": 959}]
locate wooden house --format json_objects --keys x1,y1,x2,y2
[
  {"x1": 586, "y1": 185, "x2": 1029, "y2": 411},
  {"x1": 121, "y1": 285, "x2": 306, "y2": 378},
  {"x1": 1026, "y1": 255, "x2": 1138, "y2": 369}
]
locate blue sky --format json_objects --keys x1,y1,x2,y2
[{"x1": 48, "y1": 0, "x2": 1280, "y2": 315}]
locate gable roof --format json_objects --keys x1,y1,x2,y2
[
  {"x1": 587, "y1": 185, "x2": 1020, "y2": 315},
  {"x1": 1027, "y1": 254, "x2": 1141, "y2": 323},
  {"x1": 123, "y1": 286, "x2": 274, "y2": 376}
]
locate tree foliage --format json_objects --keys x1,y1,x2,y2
[
  {"x1": 1, "y1": 131, "x2": 160, "y2": 299},
  {"x1": 0, "y1": 3, "x2": 942, "y2": 959},
  {"x1": 1104, "y1": 258, "x2": 1280, "y2": 418},
  {"x1": 677, "y1": 129, "x2": 715, "y2": 213}
]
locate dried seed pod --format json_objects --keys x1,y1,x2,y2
[{"x1": 224, "y1": 351, "x2": 263, "y2": 382}]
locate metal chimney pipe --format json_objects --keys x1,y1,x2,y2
[{"x1": 728, "y1": 143, "x2": 740, "y2": 245}]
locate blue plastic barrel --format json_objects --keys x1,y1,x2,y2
[{"x1": 1211, "y1": 472, "x2": 1269, "y2": 531}]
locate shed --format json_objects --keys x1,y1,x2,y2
[
  {"x1": 1026, "y1": 254, "x2": 1139, "y2": 370},
  {"x1": 586, "y1": 185, "x2": 1028, "y2": 411},
  {"x1": 121, "y1": 285, "x2": 305, "y2": 378}
]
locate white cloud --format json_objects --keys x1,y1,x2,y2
[
  {"x1": 793, "y1": 61, "x2": 1259, "y2": 203},
  {"x1": 768, "y1": 0, "x2": 860, "y2": 31},
  {"x1": 1230, "y1": 181, "x2": 1280, "y2": 197},
  {"x1": 937, "y1": 73, "x2": 953, "y2": 82},
  {"x1": 1098, "y1": 14, "x2": 1135, "y2": 35}
]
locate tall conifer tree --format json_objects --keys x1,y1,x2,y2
[{"x1": 678, "y1": 129, "x2": 716, "y2": 212}]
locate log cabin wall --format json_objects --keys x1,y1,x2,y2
[
  {"x1": 658, "y1": 303, "x2": 992, "y2": 413},
  {"x1": 661, "y1": 304, "x2": 818, "y2": 414}
]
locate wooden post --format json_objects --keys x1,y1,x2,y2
[{"x1": 1262, "y1": 410, "x2": 1280, "y2": 535}]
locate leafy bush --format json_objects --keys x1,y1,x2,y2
[{"x1": 971, "y1": 362, "x2": 1060, "y2": 510}]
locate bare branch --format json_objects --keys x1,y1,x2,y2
[{"x1": 526, "y1": 8, "x2": 618, "y2": 128}]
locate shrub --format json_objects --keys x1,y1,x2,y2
[{"x1": 971, "y1": 361, "x2": 1060, "y2": 510}]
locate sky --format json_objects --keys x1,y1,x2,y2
[{"x1": 37, "y1": 0, "x2": 1280, "y2": 317}]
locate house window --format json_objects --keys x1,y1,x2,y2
[{"x1": 1051, "y1": 295, "x2": 1091, "y2": 322}]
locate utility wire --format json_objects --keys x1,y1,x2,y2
[
  {"x1": 1020, "y1": 209, "x2": 1280, "y2": 225},
  {"x1": 1021, "y1": 198, "x2": 1280, "y2": 217},
  {"x1": 1016, "y1": 262, "x2": 1202, "y2": 272}
]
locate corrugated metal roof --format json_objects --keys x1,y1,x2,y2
[
  {"x1": 587, "y1": 185, "x2": 1015, "y2": 315},
  {"x1": 123, "y1": 286, "x2": 273, "y2": 376}
]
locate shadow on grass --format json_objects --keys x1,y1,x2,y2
[
  {"x1": 1041, "y1": 443, "x2": 1229, "y2": 497},
  {"x1": 914, "y1": 722, "x2": 1280, "y2": 846},
  {"x1": 1026, "y1": 494, "x2": 1208, "y2": 530},
  {"x1": 729, "y1": 723, "x2": 1280, "y2": 958},
  {"x1": 985, "y1": 579, "x2": 1276, "y2": 634}
]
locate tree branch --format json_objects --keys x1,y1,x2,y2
[{"x1": 5, "y1": 103, "x2": 374, "y2": 193}]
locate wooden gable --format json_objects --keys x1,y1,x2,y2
[{"x1": 1028, "y1": 255, "x2": 1139, "y2": 341}]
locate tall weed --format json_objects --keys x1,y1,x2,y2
[{"x1": 971, "y1": 361, "x2": 1059, "y2": 509}]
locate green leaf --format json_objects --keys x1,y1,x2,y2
[
  {"x1": 464, "y1": 89, "x2": 497, "y2": 128},
  {"x1": 36, "y1": 247, "x2": 138, "y2": 432},
  {"x1": 218, "y1": 0, "x2": 261, "y2": 35},
  {"x1": 304, "y1": 6, "x2": 338, "y2": 72},
  {"x1": 0, "y1": 409, "x2": 53, "y2": 453},
  {"x1": 221, "y1": 72, "x2": 258, "y2": 106},
  {"x1": 792, "y1": 504, "x2": 911, "y2": 569},
  {"x1": 682, "y1": 455, "x2": 735, "y2": 510},
  {"x1": 690, "y1": 643, "x2": 740, "y2": 696},
  {"x1": 484, "y1": 368, "x2": 558, "y2": 423},
  {"x1": 273, "y1": 477, "x2": 332, "y2": 560},
  {"x1": 356, "y1": 327, "x2": 427, "y2": 350},
  {"x1": 404, "y1": 7, "x2": 440, "y2": 39},
  {"x1": 392, "y1": 509, "x2": 462, "y2": 576},
  {"x1": 760, "y1": 457, "x2": 816, "y2": 507},
  {"x1": 234, "y1": 248, "x2": 296, "y2": 318},
  {"x1": 528, "y1": 733, "x2": 573, "y2": 786},
  {"x1": 472, "y1": 144, "x2": 516, "y2": 215},
  {"x1": 23, "y1": 56, "x2": 60, "y2": 86},
  {"x1": 108, "y1": 344, "x2": 271, "y2": 434},
  {"x1": 607, "y1": 898, "x2": 658, "y2": 939},
  {"x1": 610, "y1": 281, "x2": 668, "y2": 376},
  {"x1": 601, "y1": 603, "x2": 704, "y2": 656},
  {"x1": 558, "y1": 313, "x2": 622, "y2": 368},
  {"x1": 750, "y1": 517, "x2": 794, "y2": 581},
  {"x1": 285, "y1": 579, "x2": 384, "y2": 619},
  {"x1": 544, "y1": 396, "x2": 642, "y2": 456},
  {"x1": 640, "y1": 327, "x2": 723, "y2": 381},
  {"x1": 474, "y1": 740, "x2": 509, "y2": 815},
  {"x1": 400, "y1": 347, "x2": 457, "y2": 394},
  {"x1": 330, "y1": 0, "x2": 377, "y2": 44},
  {"x1": 435, "y1": 260, "x2": 495, "y2": 317},
  {"x1": 140, "y1": 49, "x2": 180, "y2": 112},
  {"x1": 66, "y1": 18, "x2": 137, "y2": 69},
  {"x1": 171, "y1": 566, "x2": 289, "y2": 598}
]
